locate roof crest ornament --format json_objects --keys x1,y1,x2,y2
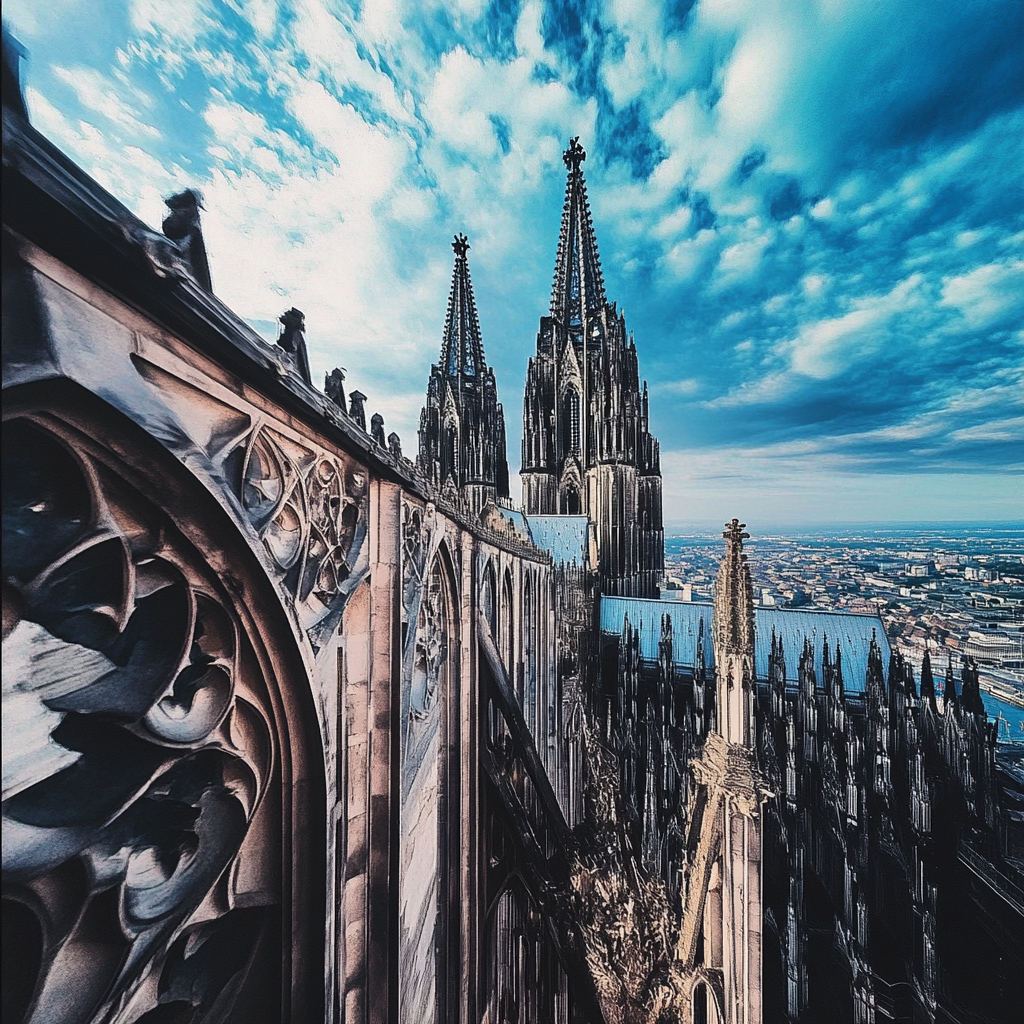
[{"x1": 452, "y1": 232, "x2": 470, "y2": 259}]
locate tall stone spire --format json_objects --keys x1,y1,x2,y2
[
  {"x1": 550, "y1": 137, "x2": 607, "y2": 330},
  {"x1": 418, "y1": 235, "x2": 509, "y2": 513},
  {"x1": 678, "y1": 518, "x2": 766, "y2": 1023}
]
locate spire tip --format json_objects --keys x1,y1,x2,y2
[{"x1": 563, "y1": 136, "x2": 586, "y2": 171}]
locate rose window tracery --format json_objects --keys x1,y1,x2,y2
[{"x1": 3, "y1": 416, "x2": 280, "y2": 1024}]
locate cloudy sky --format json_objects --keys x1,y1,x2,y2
[{"x1": 6, "y1": 0, "x2": 1023, "y2": 525}]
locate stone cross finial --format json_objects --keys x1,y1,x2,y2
[
  {"x1": 723, "y1": 518, "x2": 750, "y2": 544},
  {"x1": 452, "y1": 233, "x2": 470, "y2": 259},
  {"x1": 563, "y1": 136, "x2": 586, "y2": 171}
]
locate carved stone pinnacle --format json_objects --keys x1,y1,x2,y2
[{"x1": 452, "y1": 232, "x2": 470, "y2": 259}]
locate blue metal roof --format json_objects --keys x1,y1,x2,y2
[
  {"x1": 526, "y1": 515, "x2": 590, "y2": 567},
  {"x1": 599, "y1": 597, "x2": 889, "y2": 693}
]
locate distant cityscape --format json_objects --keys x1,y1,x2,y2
[{"x1": 664, "y1": 523, "x2": 1024, "y2": 736}]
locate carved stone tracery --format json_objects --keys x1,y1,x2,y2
[
  {"x1": 2, "y1": 414, "x2": 285, "y2": 1024},
  {"x1": 235, "y1": 425, "x2": 366, "y2": 609}
]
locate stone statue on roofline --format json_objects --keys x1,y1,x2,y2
[
  {"x1": 162, "y1": 189, "x2": 212, "y2": 291},
  {"x1": 325, "y1": 367, "x2": 347, "y2": 411},
  {"x1": 276, "y1": 307, "x2": 312, "y2": 384}
]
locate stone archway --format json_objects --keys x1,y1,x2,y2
[{"x1": 2, "y1": 387, "x2": 326, "y2": 1024}]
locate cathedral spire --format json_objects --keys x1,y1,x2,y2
[
  {"x1": 418, "y1": 234, "x2": 509, "y2": 512},
  {"x1": 550, "y1": 138, "x2": 607, "y2": 328},
  {"x1": 440, "y1": 233, "x2": 486, "y2": 378}
]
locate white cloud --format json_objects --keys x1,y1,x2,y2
[
  {"x1": 52, "y1": 65, "x2": 160, "y2": 139},
  {"x1": 789, "y1": 273, "x2": 924, "y2": 379},
  {"x1": 939, "y1": 260, "x2": 1024, "y2": 329}
]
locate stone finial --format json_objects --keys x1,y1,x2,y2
[
  {"x1": 162, "y1": 189, "x2": 212, "y2": 291},
  {"x1": 452, "y1": 232, "x2": 470, "y2": 259},
  {"x1": 388, "y1": 432, "x2": 402, "y2": 460},
  {"x1": 325, "y1": 367, "x2": 347, "y2": 411},
  {"x1": 370, "y1": 412, "x2": 386, "y2": 447},
  {"x1": 723, "y1": 517, "x2": 750, "y2": 544},
  {"x1": 348, "y1": 390, "x2": 367, "y2": 430},
  {"x1": 276, "y1": 307, "x2": 312, "y2": 384},
  {"x1": 563, "y1": 136, "x2": 586, "y2": 171}
]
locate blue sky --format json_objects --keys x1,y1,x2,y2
[{"x1": 6, "y1": 0, "x2": 1023, "y2": 525}]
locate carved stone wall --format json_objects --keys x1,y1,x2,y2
[
  {"x1": 2, "y1": 400, "x2": 318, "y2": 1024},
  {"x1": 3, "y1": 88, "x2": 605, "y2": 1024}
]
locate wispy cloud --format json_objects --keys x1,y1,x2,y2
[{"x1": 6, "y1": 0, "x2": 1023, "y2": 521}]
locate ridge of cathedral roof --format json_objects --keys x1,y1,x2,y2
[
  {"x1": 549, "y1": 138, "x2": 607, "y2": 327},
  {"x1": 440, "y1": 232, "x2": 487, "y2": 379},
  {"x1": 600, "y1": 596, "x2": 891, "y2": 693}
]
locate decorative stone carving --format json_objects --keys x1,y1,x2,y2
[
  {"x1": 234, "y1": 425, "x2": 366, "y2": 607},
  {"x1": 348, "y1": 391, "x2": 367, "y2": 431},
  {"x1": 161, "y1": 189, "x2": 212, "y2": 291},
  {"x1": 276, "y1": 307, "x2": 311, "y2": 385},
  {"x1": 2, "y1": 416, "x2": 277, "y2": 1024}
]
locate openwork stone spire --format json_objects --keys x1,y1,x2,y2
[
  {"x1": 550, "y1": 137, "x2": 607, "y2": 328},
  {"x1": 418, "y1": 234, "x2": 509, "y2": 512},
  {"x1": 440, "y1": 232, "x2": 486, "y2": 378}
]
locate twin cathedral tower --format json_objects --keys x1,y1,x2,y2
[{"x1": 417, "y1": 138, "x2": 665, "y2": 597}]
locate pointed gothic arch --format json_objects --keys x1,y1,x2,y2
[
  {"x1": 399, "y1": 538, "x2": 462, "y2": 1024},
  {"x1": 500, "y1": 567, "x2": 515, "y2": 686}
]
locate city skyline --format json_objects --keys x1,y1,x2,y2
[{"x1": 5, "y1": 0, "x2": 1022, "y2": 524}]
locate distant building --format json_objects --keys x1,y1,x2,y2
[
  {"x1": 964, "y1": 630, "x2": 1024, "y2": 668},
  {"x1": 965, "y1": 565, "x2": 995, "y2": 582}
]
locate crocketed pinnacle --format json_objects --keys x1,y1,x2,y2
[
  {"x1": 439, "y1": 233, "x2": 486, "y2": 378},
  {"x1": 549, "y1": 137, "x2": 607, "y2": 328},
  {"x1": 714, "y1": 518, "x2": 755, "y2": 656}
]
